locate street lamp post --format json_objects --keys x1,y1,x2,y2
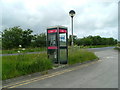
[{"x1": 69, "y1": 10, "x2": 75, "y2": 48}]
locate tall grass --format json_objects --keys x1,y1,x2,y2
[
  {"x1": 2, "y1": 53, "x2": 52, "y2": 80},
  {"x1": 2, "y1": 48, "x2": 98, "y2": 80},
  {"x1": 0, "y1": 56, "x2": 1, "y2": 81},
  {"x1": 68, "y1": 49, "x2": 98, "y2": 65},
  {"x1": 114, "y1": 47, "x2": 120, "y2": 51}
]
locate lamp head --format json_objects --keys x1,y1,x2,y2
[{"x1": 69, "y1": 10, "x2": 75, "y2": 17}]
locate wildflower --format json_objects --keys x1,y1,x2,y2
[
  {"x1": 22, "y1": 48, "x2": 25, "y2": 51},
  {"x1": 18, "y1": 51, "x2": 20, "y2": 53},
  {"x1": 19, "y1": 45, "x2": 22, "y2": 48}
]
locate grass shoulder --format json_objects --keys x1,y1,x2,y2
[
  {"x1": 2, "y1": 53, "x2": 52, "y2": 80},
  {"x1": 114, "y1": 46, "x2": 120, "y2": 51},
  {"x1": 68, "y1": 49, "x2": 98, "y2": 65},
  {"x1": 2, "y1": 49, "x2": 98, "y2": 80}
]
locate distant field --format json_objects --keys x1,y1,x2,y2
[
  {"x1": 78, "y1": 45, "x2": 115, "y2": 48},
  {"x1": 1, "y1": 45, "x2": 115, "y2": 54},
  {"x1": 2, "y1": 47, "x2": 46, "y2": 54},
  {"x1": 1, "y1": 45, "x2": 115, "y2": 55}
]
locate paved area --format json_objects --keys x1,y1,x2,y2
[{"x1": 2, "y1": 48, "x2": 118, "y2": 88}]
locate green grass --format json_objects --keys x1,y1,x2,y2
[
  {"x1": 68, "y1": 49, "x2": 98, "y2": 65},
  {"x1": 0, "y1": 49, "x2": 1, "y2": 81},
  {"x1": 2, "y1": 47, "x2": 46, "y2": 54},
  {"x1": 114, "y1": 47, "x2": 120, "y2": 51},
  {"x1": 68, "y1": 45, "x2": 115, "y2": 50},
  {"x1": 79, "y1": 45, "x2": 115, "y2": 48},
  {"x1": 2, "y1": 48, "x2": 98, "y2": 80},
  {"x1": 2, "y1": 53, "x2": 53, "y2": 80},
  {"x1": 0, "y1": 57, "x2": 1, "y2": 81},
  {"x1": 1, "y1": 45, "x2": 115, "y2": 54}
]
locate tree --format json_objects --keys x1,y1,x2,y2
[
  {"x1": 91, "y1": 36, "x2": 101, "y2": 45},
  {"x1": 21, "y1": 29, "x2": 33, "y2": 48},
  {"x1": 107, "y1": 38, "x2": 116, "y2": 45},
  {"x1": 82, "y1": 38, "x2": 93, "y2": 45},
  {"x1": 32, "y1": 33, "x2": 46, "y2": 47},
  {"x1": 76, "y1": 35, "x2": 117, "y2": 46},
  {"x1": 2, "y1": 26, "x2": 33, "y2": 49},
  {"x1": 2, "y1": 26, "x2": 23, "y2": 49},
  {"x1": 68, "y1": 35, "x2": 77, "y2": 46}
]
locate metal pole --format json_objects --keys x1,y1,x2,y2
[
  {"x1": 57, "y1": 26, "x2": 60, "y2": 66},
  {"x1": 71, "y1": 16, "x2": 74, "y2": 48}
]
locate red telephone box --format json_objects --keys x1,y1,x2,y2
[{"x1": 47, "y1": 26, "x2": 68, "y2": 64}]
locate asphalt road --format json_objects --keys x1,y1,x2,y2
[
  {"x1": 1, "y1": 51, "x2": 46, "y2": 56},
  {"x1": 3, "y1": 47, "x2": 118, "y2": 88}
]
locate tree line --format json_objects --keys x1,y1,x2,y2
[
  {"x1": 75, "y1": 35, "x2": 117, "y2": 46},
  {"x1": 1, "y1": 26, "x2": 117, "y2": 50},
  {"x1": 2, "y1": 26, "x2": 46, "y2": 49}
]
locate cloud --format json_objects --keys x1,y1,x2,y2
[{"x1": 1, "y1": 0, "x2": 118, "y2": 39}]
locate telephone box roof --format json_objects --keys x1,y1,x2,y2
[{"x1": 47, "y1": 25, "x2": 67, "y2": 30}]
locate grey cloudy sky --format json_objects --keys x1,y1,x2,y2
[{"x1": 1, "y1": 0, "x2": 119, "y2": 39}]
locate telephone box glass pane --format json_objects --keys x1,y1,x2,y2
[
  {"x1": 48, "y1": 49, "x2": 57, "y2": 63},
  {"x1": 48, "y1": 33, "x2": 57, "y2": 46},
  {"x1": 59, "y1": 33, "x2": 66, "y2": 46},
  {"x1": 60, "y1": 49, "x2": 67, "y2": 61}
]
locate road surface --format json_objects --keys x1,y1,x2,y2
[
  {"x1": 1, "y1": 51, "x2": 46, "y2": 56},
  {"x1": 3, "y1": 47, "x2": 118, "y2": 88}
]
